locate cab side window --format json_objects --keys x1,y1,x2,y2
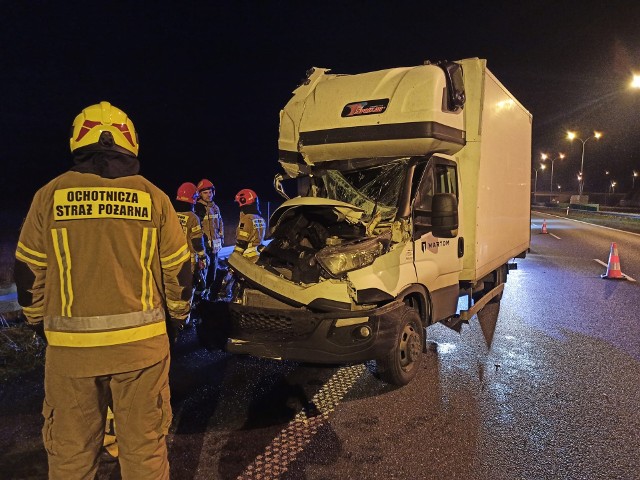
[
  {"x1": 412, "y1": 160, "x2": 458, "y2": 239},
  {"x1": 435, "y1": 164, "x2": 458, "y2": 196},
  {"x1": 412, "y1": 164, "x2": 435, "y2": 234}
]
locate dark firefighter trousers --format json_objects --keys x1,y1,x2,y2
[{"x1": 42, "y1": 355, "x2": 172, "y2": 480}]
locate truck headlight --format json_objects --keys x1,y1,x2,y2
[{"x1": 316, "y1": 232, "x2": 391, "y2": 277}]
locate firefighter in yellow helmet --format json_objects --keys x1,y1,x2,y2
[
  {"x1": 174, "y1": 182, "x2": 208, "y2": 328},
  {"x1": 194, "y1": 178, "x2": 224, "y2": 299},
  {"x1": 14, "y1": 101, "x2": 192, "y2": 480}
]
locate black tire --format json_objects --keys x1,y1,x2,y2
[
  {"x1": 195, "y1": 300, "x2": 231, "y2": 351},
  {"x1": 376, "y1": 306, "x2": 424, "y2": 386}
]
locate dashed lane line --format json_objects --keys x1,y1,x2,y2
[
  {"x1": 532, "y1": 222, "x2": 561, "y2": 239},
  {"x1": 236, "y1": 363, "x2": 367, "y2": 479}
]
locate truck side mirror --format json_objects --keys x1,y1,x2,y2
[{"x1": 432, "y1": 193, "x2": 458, "y2": 238}]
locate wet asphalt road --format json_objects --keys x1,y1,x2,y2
[{"x1": 1, "y1": 212, "x2": 639, "y2": 479}]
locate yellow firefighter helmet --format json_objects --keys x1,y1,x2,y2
[{"x1": 70, "y1": 101, "x2": 139, "y2": 157}]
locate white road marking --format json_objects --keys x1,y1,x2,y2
[
  {"x1": 532, "y1": 222, "x2": 560, "y2": 238},
  {"x1": 593, "y1": 259, "x2": 637, "y2": 282},
  {"x1": 236, "y1": 364, "x2": 367, "y2": 479}
]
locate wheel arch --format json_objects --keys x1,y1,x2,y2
[{"x1": 396, "y1": 284, "x2": 432, "y2": 327}]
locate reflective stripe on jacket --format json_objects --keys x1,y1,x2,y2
[
  {"x1": 177, "y1": 211, "x2": 206, "y2": 263},
  {"x1": 233, "y1": 212, "x2": 266, "y2": 259},
  {"x1": 195, "y1": 200, "x2": 224, "y2": 252}
]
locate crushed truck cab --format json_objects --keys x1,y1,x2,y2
[{"x1": 227, "y1": 58, "x2": 532, "y2": 385}]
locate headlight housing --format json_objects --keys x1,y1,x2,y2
[{"x1": 316, "y1": 232, "x2": 391, "y2": 277}]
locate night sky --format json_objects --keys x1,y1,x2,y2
[{"x1": 3, "y1": 1, "x2": 640, "y2": 218}]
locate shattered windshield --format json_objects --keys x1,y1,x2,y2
[{"x1": 312, "y1": 158, "x2": 410, "y2": 223}]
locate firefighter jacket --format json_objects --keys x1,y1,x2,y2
[
  {"x1": 176, "y1": 209, "x2": 206, "y2": 267},
  {"x1": 195, "y1": 199, "x2": 224, "y2": 253},
  {"x1": 233, "y1": 211, "x2": 266, "y2": 259},
  {"x1": 14, "y1": 170, "x2": 193, "y2": 377}
]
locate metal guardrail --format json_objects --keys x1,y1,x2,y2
[{"x1": 534, "y1": 205, "x2": 640, "y2": 219}]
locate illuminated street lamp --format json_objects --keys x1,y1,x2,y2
[
  {"x1": 633, "y1": 171, "x2": 638, "y2": 190},
  {"x1": 610, "y1": 180, "x2": 617, "y2": 194},
  {"x1": 631, "y1": 73, "x2": 640, "y2": 89},
  {"x1": 541, "y1": 152, "x2": 565, "y2": 194},
  {"x1": 566, "y1": 131, "x2": 602, "y2": 196},
  {"x1": 534, "y1": 164, "x2": 546, "y2": 203}
]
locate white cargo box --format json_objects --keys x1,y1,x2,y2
[{"x1": 455, "y1": 58, "x2": 532, "y2": 282}]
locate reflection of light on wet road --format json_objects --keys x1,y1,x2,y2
[
  {"x1": 436, "y1": 342, "x2": 457, "y2": 354},
  {"x1": 489, "y1": 381, "x2": 515, "y2": 424}
]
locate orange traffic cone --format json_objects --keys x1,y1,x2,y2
[
  {"x1": 541, "y1": 220, "x2": 548, "y2": 234},
  {"x1": 601, "y1": 242, "x2": 624, "y2": 279}
]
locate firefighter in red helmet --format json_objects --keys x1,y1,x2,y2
[
  {"x1": 194, "y1": 178, "x2": 224, "y2": 300},
  {"x1": 233, "y1": 189, "x2": 266, "y2": 259},
  {"x1": 174, "y1": 182, "x2": 208, "y2": 330},
  {"x1": 218, "y1": 189, "x2": 266, "y2": 300},
  {"x1": 14, "y1": 101, "x2": 191, "y2": 479}
]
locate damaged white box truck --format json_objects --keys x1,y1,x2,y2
[{"x1": 225, "y1": 58, "x2": 532, "y2": 385}]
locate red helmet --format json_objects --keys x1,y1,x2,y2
[
  {"x1": 196, "y1": 178, "x2": 215, "y2": 193},
  {"x1": 176, "y1": 182, "x2": 198, "y2": 204},
  {"x1": 235, "y1": 188, "x2": 258, "y2": 206}
]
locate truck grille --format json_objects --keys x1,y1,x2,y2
[{"x1": 230, "y1": 307, "x2": 321, "y2": 340}]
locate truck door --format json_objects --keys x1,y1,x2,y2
[{"x1": 411, "y1": 157, "x2": 462, "y2": 295}]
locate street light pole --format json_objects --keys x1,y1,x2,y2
[
  {"x1": 567, "y1": 131, "x2": 602, "y2": 197},
  {"x1": 577, "y1": 173, "x2": 582, "y2": 194},
  {"x1": 541, "y1": 152, "x2": 565, "y2": 194},
  {"x1": 533, "y1": 164, "x2": 546, "y2": 203},
  {"x1": 633, "y1": 171, "x2": 638, "y2": 190}
]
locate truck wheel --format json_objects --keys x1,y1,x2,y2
[
  {"x1": 195, "y1": 300, "x2": 230, "y2": 351},
  {"x1": 376, "y1": 306, "x2": 424, "y2": 385}
]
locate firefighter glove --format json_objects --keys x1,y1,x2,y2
[
  {"x1": 167, "y1": 317, "x2": 185, "y2": 344},
  {"x1": 197, "y1": 253, "x2": 210, "y2": 271},
  {"x1": 26, "y1": 321, "x2": 47, "y2": 343}
]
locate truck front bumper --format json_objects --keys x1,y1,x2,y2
[{"x1": 227, "y1": 301, "x2": 406, "y2": 364}]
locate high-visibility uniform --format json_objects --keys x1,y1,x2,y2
[
  {"x1": 176, "y1": 210, "x2": 206, "y2": 271},
  {"x1": 218, "y1": 211, "x2": 266, "y2": 300},
  {"x1": 194, "y1": 199, "x2": 224, "y2": 296},
  {"x1": 233, "y1": 211, "x2": 266, "y2": 259},
  {"x1": 15, "y1": 169, "x2": 192, "y2": 479},
  {"x1": 176, "y1": 207, "x2": 207, "y2": 306},
  {"x1": 103, "y1": 406, "x2": 118, "y2": 458},
  {"x1": 195, "y1": 199, "x2": 224, "y2": 253}
]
